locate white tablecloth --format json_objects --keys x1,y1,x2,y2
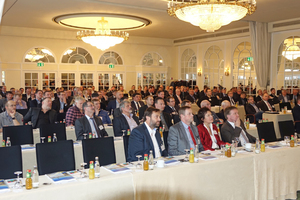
[{"x1": 262, "y1": 113, "x2": 294, "y2": 139}]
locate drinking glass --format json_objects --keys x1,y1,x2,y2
[
  {"x1": 284, "y1": 136, "x2": 290, "y2": 146},
  {"x1": 40, "y1": 137, "x2": 45, "y2": 143},
  {"x1": 234, "y1": 137, "x2": 239, "y2": 153},
  {"x1": 220, "y1": 145, "x2": 226, "y2": 158},
  {"x1": 184, "y1": 149, "x2": 189, "y2": 162},
  {"x1": 14, "y1": 171, "x2": 22, "y2": 190},
  {"x1": 136, "y1": 155, "x2": 142, "y2": 169},
  {"x1": 83, "y1": 134, "x2": 87, "y2": 140},
  {"x1": 80, "y1": 163, "x2": 87, "y2": 178},
  {"x1": 122, "y1": 130, "x2": 126, "y2": 136}
]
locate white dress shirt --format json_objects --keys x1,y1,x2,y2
[
  {"x1": 228, "y1": 121, "x2": 249, "y2": 146},
  {"x1": 144, "y1": 122, "x2": 161, "y2": 158},
  {"x1": 204, "y1": 123, "x2": 219, "y2": 149}
]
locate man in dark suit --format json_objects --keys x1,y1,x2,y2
[
  {"x1": 185, "y1": 88, "x2": 196, "y2": 103},
  {"x1": 164, "y1": 96, "x2": 179, "y2": 115},
  {"x1": 174, "y1": 88, "x2": 183, "y2": 106},
  {"x1": 155, "y1": 97, "x2": 173, "y2": 155},
  {"x1": 168, "y1": 106, "x2": 204, "y2": 156},
  {"x1": 278, "y1": 89, "x2": 290, "y2": 103},
  {"x1": 113, "y1": 100, "x2": 139, "y2": 137},
  {"x1": 269, "y1": 88, "x2": 280, "y2": 104},
  {"x1": 0, "y1": 86, "x2": 6, "y2": 98},
  {"x1": 106, "y1": 91, "x2": 123, "y2": 115},
  {"x1": 22, "y1": 87, "x2": 31, "y2": 102},
  {"x1": 257, "y1": 93, "x2": 275, "y2": 112},
  {"x1": 52, "y1": 91, "x2": 70, "y2": 121},
  {"x1": 290, "y1": 88, "x2": 299, "y2": 104},
  {"x1": 245, "y1": 96, "x2": 263, "y2": 123},
  {"x1": 233, "y1": 88, "x2": 242, "y2": 103},
  {"x1": 127, "y1": 107, "x2": 164, "y2": 162},
  {"x1": 255, "y1": 89, "x2": 263, "y2": 102},
  {"x1": 293, "y1": 96, "x2": 300, "y2": 133},
  {"x1": 238, "y1": 92, "x2": 247, "y2": 106},
  {"x1": 131, "y1": 93, "x2": 145, "y2": 114},
  {"x1": 220, "y1": 106, "x2": 256, "y2": 146},
  {"x1": 75, "y1": 101, "x2": 108, "y2": 140},
  {"x1": 0, "y1": 91, "x2": 13, "y2": 112},
  {"x1": 223, "y1": 91, "x2": 236, "y2": 106},
  {"x1": 138, "y1": 95, "x2": 153, "y2": 121},
  {"x1": 23, "y1": 97, "x2": 57, "y2": 129},
  {"x1": 198, "y1": 88, "x2": 219, "y2": 107},
  {"x1": 217, "y1": 88, "x2": 227, "y2": 101},
  {"x1": 218, "y1": 100, "x2": 231, "y2": 122},
  {"x1": 30, "y1": 90, "x2": 43, "y2": 108}
]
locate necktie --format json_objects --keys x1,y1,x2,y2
[
  {"x1": 188, "y1": 126, "x2": 197, "y2": 146},
  {"x1": 230, "y1": 98, "x2": 235, "y2": 105},
  {"x1": 265, "y1": 101, "x2": 272, "y2": 111},
  {"x1": 90, "y1": 118, "x2": 101, "y2": 138},
  {"x1": 240, "y1": 128, "x2": 249, "y2": 143}
]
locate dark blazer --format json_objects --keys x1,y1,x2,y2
[
  {"x1": 185, "y1": 94, "x2": 196, "y2": 104},
  {"x1": 52, "y1": 99, "x2": 70, "y2": 113},
  {"x1": 22, "y1": 94, "x2": 30, "y2": 102},
  {"x1": 197, "y1": 123, "x2": 225, "y2": 151},
  {"x1": 29, "y1": 99, "x2": 42, "y2": 108},
  {"x1": 269, "y1": 94, "x2": 280, "y2": 104},
  {"x1": 113, "y1": 114, "x2": 139, "y2": 137},
  {"x1": 239, "y1": 98, "x2": 247, "y2": 106},
  {"x1": 160, "y1": 112, "x2": 173, "y2": 129},
  {"x1": 217, "y1": 109, "x2": 226, "y2": 122},
  {"x1": 127, "y1": 123, "x2": 163, "y2": 162},
  {"x1": 198, "y1": 96, "x2": 219, "y2": 107},
  {"x1": 220, "y1": 120, "x2": 256, "y2": 145},
  {"x1": 163, "y1": 105, "x2": 179, "y2": 115},
  {"x1": 290, "y1": 94, "x2": 299, "y2": 104},
  {"x1": 23, "y1": 108, "x2": 57, "y2": 129},
  {"x1": 0, "y1": 92, "x2": 5, "y2": 98},
  {"x1": 255, "y1": 95, "x2": 262, "y2": 103},
  {"x1": 138, "y1": 105, "x2": 149, "y2": 120},
  {"x1": 292, "y1": 104, "x2": 300, "y2": 133},
  {"x1": 174, "y1": 95, "x2": 183, "y2": 106},
  {"x1": 257, "y1": 100, "x2": 275, "y2": 112},
  {"x1": 278, "y1": 94, "x2": 290, "y2": 103},
  {"x1": 217, "y1": 93, "x2": 227, "y2": 100},
  {"x1": 233, "y1": 93, "x2": 240, "y2": 103},
  {"x1": 131, "y1": 100, "x2": 145, "y2": 113},
  {"x1": 245, "y1": 103, "x2": 258, "y2": 115},
  {"x1": 74, "y1": 116, "x2": 108, "y2": 140},
  {"x1": 106, "y1": 99, "x2": 117, "y2": 115}
]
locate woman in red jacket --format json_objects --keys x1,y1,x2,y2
[{"x1": 197, "y1": 107, "x2": 225, "y2": 151}]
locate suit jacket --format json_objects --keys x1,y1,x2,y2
[
  {"x1": 292, "y1": 104, "x2": 300, "y2": 133},
  {"x1": 74, "y1": 115, "x2": 108, "y2": 140},
  {"x1": 233, "y1": 93, "x2": 240, "y2": 103},
  {"x1": 168, "y1": 121, "x2": 204, "y2": 156},
  {"x1": 127, "y1": 123, "x2": 163, "y2": 162},
  {"x1": 255, "y1": 95, "x2": 262, "y2": 103},
  {"x1": 220, "y1": 120, "x2": 256, "y2": 145},
  {"x1": 217, "y1": 109, "x2": 226, "y2": 122},
  {"x1": 185, "y1": 94, "x2": 196, "y2": 103},
  {"x1": 290, "y1": 94, "x2": 299, "y2": 104},
  {"x1": 131, "y1": 100, "x2": 145, "y2": 113},
  {"x1": 239, "y1": 98, "x2": 247, "y2": 106},
  {"x1": 30, "y1": 99, "x2": 42, "y2": 108},
  {"x1": 106, "y1": 99, "x2": 117, "y2": 115},
  {"x1": 23, "y1": 108, "x2": 57, "y2": 129},
  {"x1": 197, "y1": 123, "x2": 225, "y2": 151},
  {"x1": 257, "y1": 100, "x2": 275, "y2": 112},
  {"x1": 113, "y1": 114, "x2": 139, "y2": 137},
  {"x1": 278, "y1": 95, "x2": 290, "y2": 103},
  {"x1": 138, "y1": 105, "x2": 149, "y2": 120},
  {"x1": 198, "y1": 96, "x2": 219, "y2": 107},
  {"x1": 0, "y1": 92, "x2": 5, "y2": 98},
  {"x1": 245, "y1": 103, "x2": 258, "y2": 115},
  {"x1": 217, "y1": 93, "x2": 227, "y2": 100},
  {"x1": 52, "y1": 99, "x2": 70, "y2": 113},
  {"x1": 163, "y1": 105, "x2": 179, "y2": 115},
  {"x1": 174, "y1": 95, "x2": 183, "y2": 106},
  {"x1": 0, "y1": 98, "x2": 7, "y2": 111},
  {"x1": 22, "y1": 94, "x2": 30, "y2": 102},
  {"x1": 269, "y1": 94, "x2": 280, "y2": 104}
]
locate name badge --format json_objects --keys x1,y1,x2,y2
[
  {"x1": 99, "y1": 125, "x2": 104, "y2": 130},
  {"x1": 213, "y1": 130, "x2": 218, "y2": 135}
]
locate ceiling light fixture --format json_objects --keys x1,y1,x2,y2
[
  {"x1": 76, "y1": 17, "x2": 129, "y2": 51},
  {"x1": 282, "y1": 45, "x2": 300, "y2": 61},
  {"x1": 167, "y1": 0, "x2": 256, "y2": 32}
]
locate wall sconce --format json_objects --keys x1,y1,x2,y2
[
  {"x1": 224, "y1": 68, "x2": 230, "y2": 76},
  {"x1": 197, "y1": 69, "x2": 202, "y2": 76}
]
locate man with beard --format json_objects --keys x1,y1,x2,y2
[
  {"x1": 127, "y1": 107, "x2": 164, "y2": 162},
  {"x1": 24, "y1": 97, "x2": 57, "y2": 129},
  {"x1": 112, "y1": 100, "x2": 139, "y2": 137}
]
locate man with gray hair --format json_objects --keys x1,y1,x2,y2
[
  {"x1": 113, "y1": 100, "x2": 139, "y2": 137},
  {"x1": 0, "y1": 100, "x2": 23, "y2": 132},
  {"x1": 218, "y1": 100, "x2": 231, "y2": 122},
  {"x1": 200, "y1": 100, "x2": 223, "y2": 125}
]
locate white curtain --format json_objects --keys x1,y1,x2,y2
[{"x1": 249, "y1": 22, "x2": 271, "y2": 89}]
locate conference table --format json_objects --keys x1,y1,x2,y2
[
  {"x1": 262, "y1": 112, "x2": 294, "y2": 139},
  {"x1": 1, "y1": 143, "x2": 300, "y2": 200}
]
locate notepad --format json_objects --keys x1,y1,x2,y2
[
  {"x1": 164, "y1": 159, "x2": 180, "y2": 165},
  {"x1": 21, "y1": 144, "x2": 35, "y2": 151},
  {"x1": 0, "y1": 180, "x2": 10, "y2": 193},
  {"x1": 46, "y1": 172, "x2": 76, "y2": 184},
  {"x1": 199, "y1": 156, "x2": 218, "y2": 161},
  {"x1": 103, "y1": 164, "x2": 131, "y2": 174}
]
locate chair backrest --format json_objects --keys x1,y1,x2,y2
[
  {"x1": 256, "y1": 122, "x2": 277, "y2": 143},
  {"x1": 278, "y1": 120, "x2": 295, "y2": 139},
  {"x1": 279, "y1": 102, "x2": 292, "y2": 110},
  {"x1": 39, "y1": 123, "x2": 66, "y2": 142},
  {"x1": 82, "y1": 137, "x2": 116, "y2": 167},
  {"x1": 16, "y1": 109, "x2": 29, "y2": 117},
  {"x1": 0, "y1": 145, "x2": 22, "y2": 179},
  {"x1": 3, "y1": 125, "x2": 33, "y2": 146},
  {"x1": 123, "y1": 135, "x2": 130, "y2": 162},
  {"x1": 36, "y1": 140, "x2": 75, "y2": 175}
]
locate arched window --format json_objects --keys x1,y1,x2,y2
[
  {"x1": 141, "y1": 52, "x2": 163, "y2": 66},
  {"x1": 277, "y1": 36, "x2": 300, "y2": 89},
  {"x1": 24, "y1": 47, "x2": 55, "y2": 63},
  {"x1": 61, "y1": 47, "x2": 93, "y2": 64},
  {"x1": 181, "y1": 49, "x2": 197, "y2": 87},
  {"x1": 232, "y1": 42, "x2": 256, "y2": 93},
  {"x1": 203, "y1": 46, "x2": 224, "y2": 88},
  {"x1": 99, "y1": 51, "x2": 123, "y2": 65}
]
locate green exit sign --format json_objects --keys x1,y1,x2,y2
[
  {"x1": 108, "y1": 64, "x2": 114, "y2": 69},
  {"x1": 247, "y1": 57, "x2": 253, "y2": 61},
  {"x1": 37, "y1": 62, "x2": 44, "y2": 67}
]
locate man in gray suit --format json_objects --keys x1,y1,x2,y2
[{"x1": 168, "y1": 106, "x2": 204, "y2": 156}]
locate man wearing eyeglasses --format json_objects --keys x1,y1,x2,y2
[{"x1": 0, "y1": 100, "x2": 23, "y2": 132}]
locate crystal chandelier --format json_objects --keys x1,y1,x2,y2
[
  {"x1": 77, "y1": 17, "x2": 129, "y2": 51},
  {"x1": 282, "y1": 45, "x2": 300, "y2": 61},
  {"x1": 167, "y1": 0, "x2": 257, "y2": 32}
]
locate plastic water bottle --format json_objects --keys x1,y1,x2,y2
[
  {"x1": 6, "y1": 137, "x2": 11, "y2": 147},
  {"x1": 32, "y1": 166, "x2": 39, "y2": 188},
  {"x1": 53, "y1": 133, "x2": 57, "y2": 142},
  {"x1": 294, "y1": 133, "x2": 298, "y2": 147},
  {"x1": 95, "y1": 157, "x2": 100, "y2": 178}
]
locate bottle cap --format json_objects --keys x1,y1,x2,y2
[
  {"x1": 27, "y1": 169, "x2": 31, "y2": 172},
  {"x1": 90, "y1": 161, "x2": 93, "y2": 164},
  {"x1": 144, "y1": 154, "x2": 148, "y2": 157},
  {"x1": 48, "y1": 136, "x2": 51, "y2": 138}
]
